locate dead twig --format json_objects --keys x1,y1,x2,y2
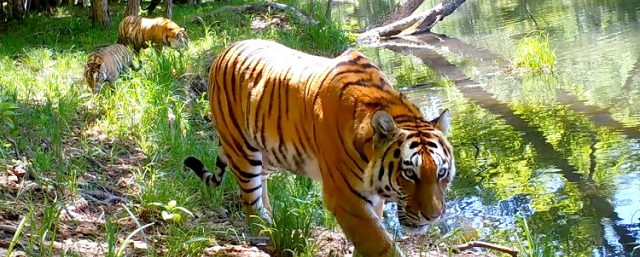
[
  {"x1": 523, "y1": 0, "x2": 539, "y2": 29},
  {"x1": 6, "y1": 136, "x2": 20, "y2": 159},
  {"x1": 452, "y1": 241, "x2": 519, "y2": 257},
  {"x1": 213, "y1": 231, "x2": 270, "y2": 246}
]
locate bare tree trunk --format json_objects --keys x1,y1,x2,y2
[
  {"x1": 358, "y1": 0, "x2": 466, "y2": 44},
  {"x1": 124, "y1": 0, "x2": 140, "y2": 16},
  {"x1": 309, "y1": 0, "x2": 314, "y2": 18},
  {"x1": 377, "y1": 0, "x2": 425, "y2": 27},
  {"x1": 165, "y1": 0, "x2": 172, "y2": 18},
  {"x1": 324, "y1": 0, "x2": 332, "y2": 20},
  {"x1": 12, "y1": 0, "x2": 26, "y2": 20},
  {"x1": 91, "y1": 0, "x2": 111, "y2": 27},
  {"x1": 186, "y1": 0, "x2": 194, "y2": 6}
]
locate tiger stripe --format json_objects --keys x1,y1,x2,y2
[{"x1": 183, "y1": 39, "x2": 456, "y2": 257}]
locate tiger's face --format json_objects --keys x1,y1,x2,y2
[
  {"x1": 85, "y1": 61, "x2": 106, "y2": 93},
  {"x1": 368, "y1": 109, "x2": 455, "y2": 235},
  {"x1": 165, "y1": 27, "x2": 188, "y2": 49}
]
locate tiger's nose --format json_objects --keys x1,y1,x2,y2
[{"x1": 422, "y1": 209, "x2": 444, "y2": 221}]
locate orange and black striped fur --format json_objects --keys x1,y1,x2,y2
[
  {"x1": 84, "y1": 44, "x2": 138, "y2": 93},
  {"x1": 183, "y1": 39, "x2": 456, "y2": 257},
  {"x1": 117, "y1": 15, "x2": 188, "y2": 53}
]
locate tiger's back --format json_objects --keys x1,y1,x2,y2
[
  {"x1": 185, "y1": 39, "x2": 456, "y2": 257},
  {"x1": 84, "y1": 44, "x2": 136, "y2": 93},
  {"x1": 208, "y1": 40, "x2": 334, "y2": 180},
  {"x1": 117, "y1": 15, "x2": 188, "y2": 53}
]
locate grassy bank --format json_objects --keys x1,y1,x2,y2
[{"x1": 0, "y1": 1, "x2": 352, "y2": 256}]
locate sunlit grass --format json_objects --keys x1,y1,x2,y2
[
  {"x1": 0, "y1": 1, "x2": 352, "y2": 256},
  {"x1": 512, "y1": 31, "x2": 556, "y2": 74}
]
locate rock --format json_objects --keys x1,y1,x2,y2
[
  {"x1": 203, "y1": 244, "x2": 269, "y2": 257},
  {"x1": 134, "y1": 241, "x2": 149, "y2": 252}
]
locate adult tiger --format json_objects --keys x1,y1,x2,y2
[
  {"x1": 84, "y1": 44, "x2": 139, "y2": 93},
  {"x1": 183, "y1": 39, "x2": 456, "y2": 257},
  {"x1": 117, "y1": 15, "x2": 188, "y2": 53}
]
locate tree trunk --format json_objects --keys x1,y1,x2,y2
[
  {"x1": 324, "y1": 0, "x2": 332, "y2": 20},
  {"x1": 309, "y1": 0, "x2": 314, "y2": 18},
  {"x1": 165, "y1": 0, "x2": 172, "y2": 18},
  {"x1": 186, "y1": 0, "x2": 194, "y2": 6},
  {"x1": 11, "y1": 0, "x2": 26, "y2": 20},
  {"x1": 124, "y1": 0, "x2": 140, "y2": 16},
  {"x1": 376, "y1": 0, "x2": 425, "y2": 27},
  {"x1": 91, "y1": 0, "x2": 111, "y2": 27}
]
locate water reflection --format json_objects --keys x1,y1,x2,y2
[{"x1": 337, "y1": 0, "x2": 640, "y2": 255}]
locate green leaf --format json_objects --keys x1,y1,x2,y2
[
  {"x1": 172, "y1": 213, "x2": 181, "y2": 223},
  {"x1": 182, "y1": 237, "x2": 214, "y2": 246}
]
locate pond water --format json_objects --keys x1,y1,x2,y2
[{"x1": 333, "y1": 0, "x2": 640, "y2": 255}]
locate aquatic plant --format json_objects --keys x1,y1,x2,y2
[{"x1": 512, "y1": 31, "x2": 556, "y2": 74}]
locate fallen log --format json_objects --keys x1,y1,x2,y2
[{"x1": 357, "y1": 0, "x2": 466, "y2": 46}]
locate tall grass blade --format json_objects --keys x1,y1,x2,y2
[{"x1": 7, "y1": 209, "x2": 33, "y2": 256}]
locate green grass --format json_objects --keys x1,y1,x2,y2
[
  {"x1": 511, "y1": 31, "x2": 556, "y2": 74},
  {"x1": 515, "y1": 216, "x2": 555, "y2": 257},
  {"x1": 0, "y1": 1, "x2": 352, "y2": 256}
]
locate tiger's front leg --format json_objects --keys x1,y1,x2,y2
[{"x1": 323, "y1": 182, "x2": 404, "y2": 257}]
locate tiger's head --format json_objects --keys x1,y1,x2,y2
[
  {"x1": 366, "y1": 109, "x2": 455, "y2": 235},
  {"x1": 164, "y1": 25, "x2": 188, "y2": 49},
  {"x1": 84, "y1": 59, "x2": 106, "y2": 93}
]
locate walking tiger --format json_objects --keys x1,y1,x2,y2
[
  {"x1": 117, "y1": 15, "x2": 188, "y2": 53},
  {"x1": 84, "y1": 44, "x2": 138, "y2": 93},
  {"x1": 184, "y1": 39, "x2": 456, "y2": 257}
]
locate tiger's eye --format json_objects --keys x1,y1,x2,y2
[
  {"x1": 438, "y1": 168, "x2": 448, "y2": 180},
  {"x1": 404, "y1": 169, "x2": 414, "y2": 178}
]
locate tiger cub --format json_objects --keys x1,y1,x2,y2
[
  {"x1": 184, "y1": 39, "x2": 456, "y2": 257},
  {"x1": 117, "y1": 15, "x2": 188, "y2": 53},
  {"x1": 84, "y1": 44, "x2": 138, "y2": 93}
]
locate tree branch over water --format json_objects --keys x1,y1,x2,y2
[{"x1": 357, "y1": 0, "x2": 466, "y2": 45}]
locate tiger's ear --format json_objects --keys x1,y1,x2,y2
[
  {"x1": 430, "y1": 109, "x2": 451, "y2": 136},
  {"x1": 372, "y1": 110, "x2": 398, "y2": 141}
]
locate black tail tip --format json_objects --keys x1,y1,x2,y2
[{"x1": 183, "y1": 156, "x2": 204, "y2": 171}]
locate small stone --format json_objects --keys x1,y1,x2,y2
[
  {"x1": 75, "y1": 223, "x2": 98, "y2": 235},
  {"x1": 133, "y1": 241, "x2": 148, "y2": 252}
]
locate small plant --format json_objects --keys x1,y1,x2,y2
[
  {"x1": 150, "y1": 200, "x2": 194, "y2": 223},
  {"x1": 515, "y1": 216, "x2": 554, "y2": 257},
  {"x1": 512, "y1": 31, "x2": 556, "y2": 74},
  {"x1": 0, "y1": 99, "x2": 18, "y2": 135}
]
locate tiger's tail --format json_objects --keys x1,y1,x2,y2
[{"x1": 183, "y1": 144, "x2": 228, "y2": 187}]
